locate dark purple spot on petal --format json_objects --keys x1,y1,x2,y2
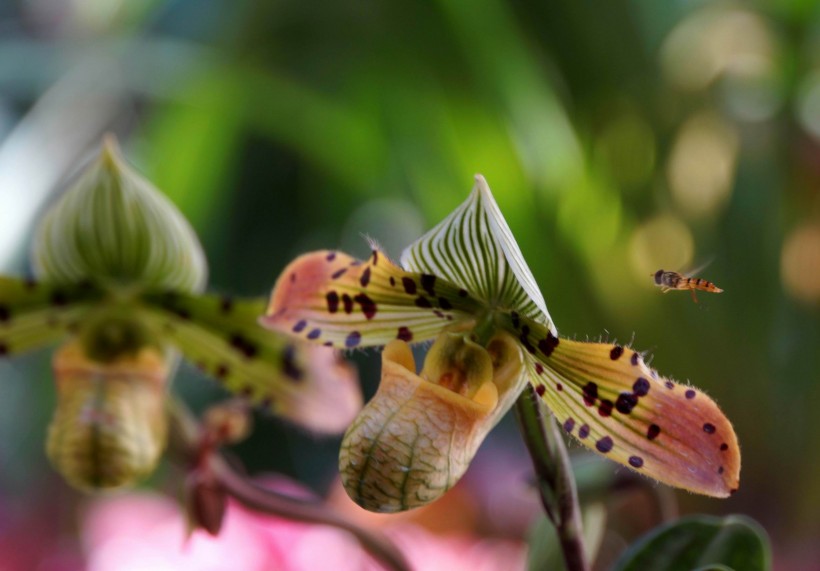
[
  {"x1": 665, "y1": 380, "x2": 675, "y2": 390},
  {"x1": 420, "y1": 274, "x2": 437, "y2": 296},
  {"x1": 458, "y1": 289, "x2": 468, "y2": 297},
  {"x1": 629, "y1": 456, "x2": 644, "y2": 468},
  {"x1": 0, "y1": 342, "x2": 7, "y2": 356},
  {"x1": 415, "y1": 296, "x2": 432, "y2": 308},
  {"x1": 331, "y1": 268, "x2": 347, "y2": 279},
  {"x1": 596, "y1": 436, "x2": 614, "y2": 453},
  {"x1": 397, "y1": 326, "x2": 413, "y2": 341},
  {"x1": 371, "y1": 250, "x2": 378, "y2": 265},
  {"x1": 51, "y1": 290, "x2": 69, "y2": 307},
  {"x1": 510, "y1": 312, "x2": 520, "y2": 329},
  {"x1": 598, "y1": 399, "x2": 614, "y2": 417},
  {"x1": 359, "y1": 267, "x2": 371, "y2": 288},
  {"x1": 402, "y1": 277, "x2": 417, "y2": 295},
  {"x1": 326, "y1": 252, "x2": 337, "y2": 261},
  {"x1": 556, "y1": 383, "x2": 563, "y2": 391},
  {"x1": 685, "y1": 389, "x2": 696, "y2": 399},
  {"x1": 535, "y1": 385, "x2": 546, "y2": 396},
  {"x1": 0, "y1": 305, "x2": 10, "y2": 322},
  {"x1": 615, "y1": 393, "x2": 638, "y2": 414},
  {"x1": 631, "y1": 352, "x2": 640, "y2": 366},
  {"x1": 342, "y1": 294, "x2": 354, "y2": 314},
  {"x1": 610, "y1": 345, "x2": 624, "y2": 360},
  {"x1": 307, "y1": 329, "x2": 321, "y2": 340},
  {"x1": 633, "y1": 377, "x2": 650, "y2": 396},
  {"x1": 220, "y1": 296, "x2": 234, "y2": 313},
  {"x1": 326, "y1": 291, "x2": 340, "y2": 313},
  {"x1": 289, "y1": 273, "x2": 296, "y2": 283},
  {"x1": 534, "y1": 363, "x2": 544, "y2": 375},
  {"x1": 354, "y1": 293, "x2": 377, "y2": 320},
  {"x1": 578, "y1": 424, "x2": 590, "y2": 439},
  {"x1": 292, "y1": 320, "x2": 307, "y2": 333},
  {"x1": 230, "y1": 334, "x2": 258, "y2": 358},
  {"x1": 215, "y1": 364, "x2": 229, "y2": 379},
  {"x1": 583, "y1": 382, "x2": 598, "y2": 406},
  {"x1": 345, "y1": 331, "x2": 361, "y2": 348},
  {"x1": 647, "y1": 424, "x2": 661, "y2": 440},
  {"x1": 563, "y1": 418, "x2": 575, "y2": 433},
  {"x1": 718, "y1": 466, "x2": 725, "y2": 474},
  {"x1": 720, "y1": 443, "x2": 729, "y2": 451},
  {"x1": 438, "y1": 297, "x2": 452, "y2": 310},
  {"x1": 538, "y1": 333, "x2": 559, "y2": 357},
  {"x1": 390, "y1": 277, "x2": 396, "y2": 286},
  {"x1": 703, "y1": 423, "x2": 716, "y2": 434}
]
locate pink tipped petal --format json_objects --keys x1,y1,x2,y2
[
  {"x1": 262, "y1": 250, "x2": 482, "y2": 349},
  {"x1": 509, "y1": 316, "x2": 740, "y2": 497}
]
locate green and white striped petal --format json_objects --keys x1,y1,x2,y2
[
  {"x1": 401, "y1": 175, "x2": 555, "y2": 335},
  {"x1": 138, "y1": 289, "x2": 362, "y2": 434},
  {"x1": 32, "y1": 136, "x2": 207, "y2": 293},
  {"x1": 0, "y1": 276, "x2": 103, "y2": 356},
  {"x1": 261, "y1": 249, "x2": 484, "y2": 349},
  {"x1": 502, "y1": 312, "x2": 740, "y2": 498}
]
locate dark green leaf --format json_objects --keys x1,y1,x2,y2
[{"x1": 612, "y1": 515, "x2": 771, "y2": 571}]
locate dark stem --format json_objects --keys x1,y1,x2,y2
[
  {"x1": 515, "y1": 385, "x2": 589, "y2": 571},
  {"x1": 207, "y1": 455, "x2": 411, "y2": 571},
  {"x1": 168, "y1": 400, "x2": 411, "y2": 571}
]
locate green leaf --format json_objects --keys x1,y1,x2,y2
[
  {"x1": 400, "y1": 175, "x2": 555, "y2": 333},
  {"x1": 32, "y1": 136, "x2": 207, "y2": 293},
  {"x1": 612, "y1": 515, "x2": 771, "y2": 571},
  {"x1": 0, "y1": 276, "x2": 103, "y2": 356},
  {"x1": 138, "y1": 289, "x2": 362, "y2": 434},
  {"x1": 261, "y1": 249, "x2": 483, "y2": 349}
]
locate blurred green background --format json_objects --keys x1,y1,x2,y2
[{"x1": 0, "y1": 0, "x2": 818, "y2": 569}]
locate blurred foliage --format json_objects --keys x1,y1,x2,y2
[
  {"x1": 1, "y1": 0, "x2": 820, "y2": 568},
  {"x1": 611, "y1": 514, "x2": 772, "y2": 571}
]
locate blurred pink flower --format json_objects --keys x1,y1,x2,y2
[{"x1": 81, "y1": 491, "x2": 526, "y2": 571}]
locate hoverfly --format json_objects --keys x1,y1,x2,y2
[{"x1": 652, "y1": 267, "x2": 723, "y2": 303}]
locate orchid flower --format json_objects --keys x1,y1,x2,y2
[
  {"x1": 262, "y1": 175, "x2": 740, "y2": 513},
  {"x1": 0, "y1": 137, "x2": 361, "y2": 491}
]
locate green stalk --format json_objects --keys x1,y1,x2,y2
[{"x1": 515, "y1": 385, "x2": 589, "y2": 571}]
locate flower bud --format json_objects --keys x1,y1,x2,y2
[{"x1": 32, "y1": 135, "x2": 207, "y2": 292}]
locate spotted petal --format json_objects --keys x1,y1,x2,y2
[
  {"x1": 138, "y1": 290, "x2": 362, "y2": 434},
  {"x1": 261, "y1": 249, "x2": 483, "y2": 349},
  {"x1": 506, "y1": 314, "x2": 740, "y2": 497},
  {"x1": 0, "y1": 277, "x2": 103, "y2": 356},
  {"x1": 401, "y1": 175, "x2": 555, "y2": 334}
]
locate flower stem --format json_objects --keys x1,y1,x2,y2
[
  {"x1": 515, "y1": 385, "x2": 589, "y2": 571},
  {"x1": 168, "y1": 399, "x2": 411, "y2": 571}
]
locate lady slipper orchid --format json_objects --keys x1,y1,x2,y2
[
  {"x1": 262, "y1": 175, "x2": 741, "y2": 512},
  {"x1": 0, "y1": 137, "x2": 361, "y2": 490}
]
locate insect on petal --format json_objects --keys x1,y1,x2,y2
[
  {"x1": 139, "y1": 290, "x2": 362, "y2": 434},
  {"x1": 261, "y1": 249, "x2": 483, "y2": 349},
  {"x1": 401, "y1": 175, "x2": 556, "y2": 334},
  {"x1": 508, "y1": 315, "x2": 740, "y2": 497},
  {"x1": 0, "y1": 277, "x2": 102, "y2": 357}
]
